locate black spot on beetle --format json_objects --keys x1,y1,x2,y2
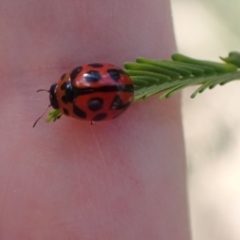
[
  {"x1": 84, "y1": 71, "x2": 101, "y2": 82},
  {"x1": 110, "y1": 95, "x2": 123, "y2": 110},
  {"x1": 107, "y1": 69, "x2": 121, "y2": 82},
  {"x1": 110, "y1": 95, "x2": 131, "y2": 110},
  {"x1": 63, "y1": 108, "x2": 69, "y2": 115},
  {"x1": 73, "y1": 105, "x2": 87, "y2": 119},
  {"x1": 92, "y1": 113, "x2": 107, "y2": 121},
  {"x1": 88, "y1": 63, "x2": 104, "y2": 68},
  {"x1": 61, "y1": 73, "x2": 66, "y2": 80},
  {"x1": 87, "y1": 98, "x2": 104, "y2": 111},
  {"x1": 61, "y1": 95, "x2": 68, "y2": 104},
  {"x1": 70, "y1": 66, "x2": 82, "y2": 80}
]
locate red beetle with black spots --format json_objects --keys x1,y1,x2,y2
[{"x1": 36, "y1": 63, "x2": 134, "y2": 126}]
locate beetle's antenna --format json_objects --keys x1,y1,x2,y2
[{"x1": 33, "y1": 105, "x2": 51, "y2": 128}]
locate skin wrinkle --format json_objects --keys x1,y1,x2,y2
[
  {"x1": 91, "y1": 129, "x2": 105, "y2": 162},
  {"x1": 90, "y1": 130, "x2": 115, "y2": 224},
  {"x1": 78, "y1": 155, "x2": 104, "y2": 238}
]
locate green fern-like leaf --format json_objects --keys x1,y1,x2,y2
[{"x1": 126, "y1": 52, "x2": 240, "y2": 102}]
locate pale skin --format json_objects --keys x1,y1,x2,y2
[{"x1": 0, "y1": 0, "x2": 190, "y2": 239}]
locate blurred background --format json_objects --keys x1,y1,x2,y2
[{"x1": 170, "y1": 0, "x2": 240, "y2": 239}]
